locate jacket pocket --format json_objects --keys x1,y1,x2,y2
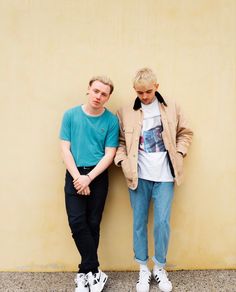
[
  {"x1": 121, "y1": 158, "x2": 133, "y2": 180},
  {"x1": 123, "y1": 127, "x2": 134, "y2": 154},
  {"x1": 176, "y1": 152, "x2": 184, "y2": 177}
]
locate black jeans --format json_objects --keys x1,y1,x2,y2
[{"x1": 64, "y1": 167, "x2": 108, "y2": 274}]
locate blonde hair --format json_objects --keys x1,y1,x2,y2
[
  {"x1": 133, "y1": 68, "x2": 157, "y2": 86},
  {"x1": 89, "y1": 76, "x2": 114, "y2": 94}
]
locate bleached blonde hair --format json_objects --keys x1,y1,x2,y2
[{"x1": 133, "y1": 68, "x2": 157, "y2": 86}]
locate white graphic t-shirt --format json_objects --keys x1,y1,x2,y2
[{"x1": 138, "y1": 98, "x2": 174, "y2": 182}]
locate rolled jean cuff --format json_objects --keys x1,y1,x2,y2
[
  {"x1": 152, "y1": 256, "x2": 166, "y2": 268},
  {"x1": 135, "y1": 257, "x2": 148, "y2": 265}
]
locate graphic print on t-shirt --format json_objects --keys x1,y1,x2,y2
[
  {"x1": 139, "y1": 116, "x2": 166, "y2": 153},
  {"x1": 140, "y1": 125, "x2": 166, "y2": 153}
]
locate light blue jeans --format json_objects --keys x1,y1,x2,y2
[{"x1": 129, "y1": 179, "x2": 174, "y2": 268}]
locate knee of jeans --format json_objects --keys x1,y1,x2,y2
[
  {"x1": 88, "y1": 218, "x2": 100, "y2": 232},
  {"x1": 69, "y1": 215, "x2": 87, "y2": 233},
  {"x1": 154, "y1": 218, "x2": 169, "y2": 228},
  {"x1": 134, "y1": 216, "x2": 148, "y2": 229}
]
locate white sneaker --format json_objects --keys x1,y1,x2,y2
[
  {"x1": 87, "y1": 270, "x2": 108, "y2": 292},
  {"x1": 74, "y1": 273, "x2": 89, "y2": 292},
  {"x1": 136, "y1": 269, "x2": 151, "y2": 292},
  {"x1": 152, "y1": 267, "x2": 172, "y2": 292}
]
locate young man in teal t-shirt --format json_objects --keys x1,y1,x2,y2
[{"x1": 60, "y1": 76, "x2": 119, "y2": 292}]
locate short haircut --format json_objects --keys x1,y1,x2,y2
[
  {"x1": 89, "y1": 76, "x2": 114, "y2": 94},
  {"x1": 133, "y1": 68, "x2": 157, "y2": 86}
]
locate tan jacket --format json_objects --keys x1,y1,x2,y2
[{"x1": 114, "y1": 92, "x2": 193, "y2": 189}]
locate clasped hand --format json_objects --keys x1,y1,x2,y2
[{"x1": 73, "y1": 175, "x2": 91, "y2": 195}]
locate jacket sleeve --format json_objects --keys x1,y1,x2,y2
[
  {"x1": 114, "y1": 109, "x2": 128, "y2": 166},
  {"x1": 176, "y1": 103, "x2": 193, "y2": 156}
]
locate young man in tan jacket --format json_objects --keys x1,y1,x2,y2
[{"x1": 115, "y1": 68, "x2": 193, "y2": 292}]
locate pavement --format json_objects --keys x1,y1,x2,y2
[{"x1": 0, "y1": 270, "x2": 235, "y2": 292}]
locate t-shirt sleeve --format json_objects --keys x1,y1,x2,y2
[
  {"x1": 59, "y1": 111, "x2": 71, "y2": 141},
  {"x1": 105, "y1": 116, "x2": 119, "y2": 147}
]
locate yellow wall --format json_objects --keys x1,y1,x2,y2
[{"x1": 0, "y1": 0, "x2": 235, "y2": 271}]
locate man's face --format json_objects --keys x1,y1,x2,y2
[
  {"x1": 134, "y1": 81, "x2": 158, "y2": 105},
  {"x1": 87, "y1": 80, "x2": 111, "y2": 109}
]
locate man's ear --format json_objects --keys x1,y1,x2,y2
[{"x1": 86, "y1": 85, "x2": 90, "y2": 95}]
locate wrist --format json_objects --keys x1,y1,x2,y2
[
  {"x1": 73, "y1": 175, "x2": 80, "y2": 182},
  {"x1": 86, "y1": 174, "x2": 92, "y2": 182}
]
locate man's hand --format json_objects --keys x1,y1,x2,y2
[
  {"x1": 73, "y1": 175, "x2": 92, "y2": 194},
  {"x1": 79, "y1": 186, "x2": 91, "y2": 196}
]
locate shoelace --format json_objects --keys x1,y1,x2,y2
[{"x1": 138, "y1": 270, "x2": 151, "y2": 284}]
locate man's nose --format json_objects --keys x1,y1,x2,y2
[
  {"x1": 95, "y1": 93, "x2": 102, "y2": 100},
  {"x1": 142, "y1": 93, "x2": 148, "y2": 99}
]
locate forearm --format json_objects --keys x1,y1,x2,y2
[
  {"x1": 176, "y1": 104, "x2": 193, "y2": 156},
  {"x1": 176, "y1": 128, "x2": 193, "y2": 156},
  {"x1": 88, "y1": 152, "x2": 115, "y2": 180},
  {"x1": 61, "y1": 148, "x2": 80, "y2": 180},
  {"x1": 114, "y1": 119, "x2": 127, "y2": 166}
]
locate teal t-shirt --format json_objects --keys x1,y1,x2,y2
[{"x1": 60, "y1": 105, "x2": 119, "y2": 166}]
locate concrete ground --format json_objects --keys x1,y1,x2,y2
[{"x1": 0, "y1": 270, "x2": 235, "y2": 292}]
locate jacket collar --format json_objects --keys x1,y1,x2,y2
[{"x1": 133, "y1": 91, "x2": 167, "y2": 110}]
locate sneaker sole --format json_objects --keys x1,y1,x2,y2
[
  {"x1": 158, "y1": 288, "x2": 172, "y2": 292},
  {"x1": 75, "y1": 287, "x2": 89, "y2": 292}
]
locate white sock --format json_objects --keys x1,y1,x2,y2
[
  {"x1": 140, "y1": 264, "x2": 149, "y2": 272},
  {"x1": 154, "y1": 264, "x2": 164, "y2": 271}
]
